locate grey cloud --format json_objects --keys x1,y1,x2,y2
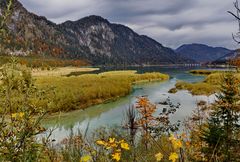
[{"x1": 18, "y1": 0, "x2": 238, "y2": 49}]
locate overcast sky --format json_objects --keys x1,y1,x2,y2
[{"x1": 19, "y1": 0, "x2": 240, "y2": 49}]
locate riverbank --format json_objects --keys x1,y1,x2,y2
[
  {"x1": 42, "y1": 70, "x2": 217, "y2": 151},
  {"x1": 189, "y1": 69, "x2": 221, "y2": 75},
  {"x1": 170, "y1": 70, "x2": 240, "y2": 95},
  {"x1": 36, "y1": 70, "x2": 169, "y2": 113}
]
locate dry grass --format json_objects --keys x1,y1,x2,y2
[
  {"x1": 189, "y1": 69, "x2": 220, "y2": 75},
  {"x1": 175, "y1": 81, "x2": 219, "y2": 96},
  {"x1": 99, "y1": 70, "x2": 137, "y2": 75},
  {"x1": 173, "y1": 72, "x2": 240, "y2": 96},
  {"x1": 36, "y1": 71, "x2": 169, "y2": 112},
  {"x1": 32, "y1": 67, "x2": 99, "y2": 77}
]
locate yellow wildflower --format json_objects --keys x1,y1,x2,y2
[
  {"x1": 155, "y1": 152, "x2": 163, "y2": 161},
  {"x1": 11, "y1": 113, "x2": 17, "y2": 118},
  {"x1": 107, "y1": 138, "x2": 117, "y2": 148},
  {"x1": 119, "y1": 139, "x2": 125, "y2": 144},
  {"x1": 109, "y1": 138, "x2": 115, "y2": 143},
  {"x1": 19, "y1": 112, "x2": 24, "y2": 118},
  {"x1": 120, "y1": 142, "x2": 129, "y2": 150},
  {"x1": 80, "y1": 155, "x2": 91, "y2": 162},
  {"x1": 96, "y1": 140, "x2": 106, "y2": 146},
  {"x1": 96, "y1": 137, "x2": 130, "y2": 161},
  {"x1": 116, "y1": 149, "x2": 121, "y2": 152},
  {"x1": 112, "y1": 152, "x2": 121, "y2": 161},
  {"x1": 169, "y1": 134, "x2": 176, "y2": 141},
  {"x1": 169, "y1": 152, "x2": 178, "y2": 162},
  {"x1": 172, "y1": 139, "x2": 182, "y2": 149}
]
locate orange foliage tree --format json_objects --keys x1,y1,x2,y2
[
  {"x1": 230, "y1": 49, "x2": 240, "y2": 71},
  {"x1": 135, "y1": 97, "x2": 157, "y2": 149}
]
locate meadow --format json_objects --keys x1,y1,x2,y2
[
  {"x1": 189, "y1": 69, "x2": 221, "y2": 75},
  {"x1": 170, "y1": 70, "x2": 240, "y2": 95},
  {"x1": 32, "y1": 67, "x2": 99, "y2": 77},
  {"x1": 36, "y1": 70, "x2": 169, "y2": 113},
  {"x1": 1, "y1": 61, "x2": 240, "y2": 162}
]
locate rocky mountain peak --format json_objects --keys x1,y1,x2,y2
[
  {"x1": 61, "y1": 15, "x2": 110, "y2": 29},
  {"x1": 78, "y1": 15, "x2": 109, "y2": 24},
  {"x1": 1, "y1": 0, "x2": 192, "y2": 65},
  {"x1": 12, "y1": 0, "x2": 23, "y2": 9}
]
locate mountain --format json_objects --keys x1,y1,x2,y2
[
  {"x1": 213, "y1": 50, "x2": 240, "y2": 64},
  {"x1": 175, "y1": 43, "x2": 232, "y2": 63},
  {"x1": 0, "y1": 0, "x2": 190, "y2": 65},
  {"x1": 0, "y1": 0, "x2": 67, "y2": 56}
]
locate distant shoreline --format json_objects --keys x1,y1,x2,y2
[{"x1": 95, "y1": 64, "x2": 234, "y2": 68}]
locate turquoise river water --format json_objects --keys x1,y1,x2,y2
[{"x1": 42, "y1": 66, "x2": 219, "y2": 142}]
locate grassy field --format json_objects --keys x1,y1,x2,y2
[
  {"x1": 32, "y1": 67, "x2": 99, "y2": 77},
  {"x1": 36, "y1": 70, "x2": 169, "y2": 113},
  {"x1": 174, "y1": 81, "x2": 219, "y2": 96},
  {"x1": 170, "y1": 72, "x2": 240, "y2": 95},
  {"x1": 189, "y1": 69, "x2": 222, "y2": 75}
]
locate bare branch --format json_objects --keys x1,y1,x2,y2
[
  {"x1": 232, "y1": 33, "x2": 240, "y2": 44},
  {"x1": 228, "y1": 11, "x2": 240, "y2": 21},
  {"x1": 234, "y1": 1, "x2": 240, "y2": 13}
]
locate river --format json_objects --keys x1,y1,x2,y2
[{"x1": 42, "y1": 66, "x2": 218, "y2": 142}]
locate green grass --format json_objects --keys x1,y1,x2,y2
[
  {"x1": 175, "y1": 81, "x2": 219, "y2": 96},
  {"x1": 36, "y1": 71, "x2": 169, "y2": 113},
  {"x1": 98, "y1": 70, "x2": 169, "y2": 83},
  {"x1": 204, "y1": 73, "x2": 222, "y2": 84},
  {"x1": 173, "y1": 72, "x2": 240, "y2": 96},
  {"x1": 173, "y1": 72, "x2": 223, "y2": 96},
  {"x1": 174, "y1": 72, "x2": 224, "y2": 96}
]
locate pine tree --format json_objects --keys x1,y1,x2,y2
[{"x1": 202, "y1": 72, "x2": 240, "y2": 161}]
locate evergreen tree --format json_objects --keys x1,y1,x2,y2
[{"x1": 202, "y1": 72, "x2": 240, "y2": 161}]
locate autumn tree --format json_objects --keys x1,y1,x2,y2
[
  {"x1": 230, "y1": 49, "x2": 240, "y2": 71},
  {"x1": 135, "y1": 97, "x2": 157, "y2": 149}
]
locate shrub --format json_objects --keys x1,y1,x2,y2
[{"x1": 0, "y1": 59, "x2": 50, "y2": 161}]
